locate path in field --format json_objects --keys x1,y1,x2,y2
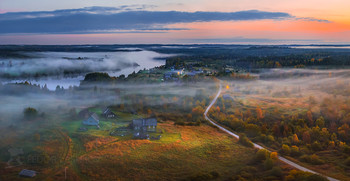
[{"x1": 204, "y1": 81, "x2": 338, "y2": 181}]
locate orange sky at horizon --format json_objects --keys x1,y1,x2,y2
[
  {"x1": 161, "y1": 0, "x2": 350, "y2": 42},
  {"x1": 1, "y1": 0, "x2": 350, "y2": 44},
  {"x1": 166, "y1": 20, "x2": 350, "y2": 42}
]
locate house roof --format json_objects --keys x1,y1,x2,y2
[
  {"x1": 90, "y1": 113, "x2": 99, "y2": 121},
  {"x1": 132, "y1": 118, "x2": 157, "y2": 127},
  {"x1": 19, "y1": 169, "x2": 36, "y2": 177},
  {"x1": 103, "y1": 108, "x2": 116, "y2": 115},
  {"x1": 222, "y1": 94, "x2": 233, "y2": 100},
  {"x1": 103, "y1": 108, "x2": 110, "y2": 114}
]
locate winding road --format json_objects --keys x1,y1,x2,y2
[{"x1": 204, "y1": 81, "x2": 338, "y2": 181}]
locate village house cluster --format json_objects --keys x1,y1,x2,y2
[{"x1": 78, "y1": 107, "x2": 159, "y2": 139}]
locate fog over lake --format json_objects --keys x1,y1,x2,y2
[{"x1": 0, "y1": 49, "x2": 171, "y2": 90}]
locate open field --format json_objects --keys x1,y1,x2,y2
[
  {"x1": 75, "y1": 122, "x2": 257, "y2": 181},
  {"x1": 0, "y1": 121, "x2": 262, "y2": 181}
]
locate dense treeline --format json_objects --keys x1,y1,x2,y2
[
  {"x1": 165, "y1": 47, "x2": 350, "y2": 69},
  {"x1": 209, "y1": 95, "x2": 350, "y2": 177}
]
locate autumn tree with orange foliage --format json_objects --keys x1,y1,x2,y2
[
  {"x1": 306, "y1": 111, "x2": 313, "y2": 126},
  {"x1": 256, "y1": 106, "x2": 264, "y2": 120},
  {"x1": 292, "y1": 134, "x2": 299, "y2": 145}
]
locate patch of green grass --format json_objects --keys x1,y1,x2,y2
[
  {"x1": 150, "y1": 132, "x2": 181, "y2": 143},
  {"x1": 61, "y1": 120, "x2": 83, "y2": 133},
  {"x1": 115, "y1": 111, "x2": 145, "y2": 120}
]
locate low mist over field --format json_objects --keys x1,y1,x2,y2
[
  {"x1": 221, "y1": 68, "x2": 350, "y2": 116},
  {"x1": 2, "y1": 67, "x2": 350, "y2": 131},
  {"x1": 0, "y1": 80, "x2": 216, "y2": 126}
]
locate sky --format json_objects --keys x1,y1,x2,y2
[{"x1": 0, "y1": 0, "x2": 350, "y2": 44}]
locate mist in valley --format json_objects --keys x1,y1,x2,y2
[
  {"x1": 2, "y1": 67, "x2": 350, "y2": 139},
  {"x1": 1, "y1": 66, "x2": 350, "y2": 180},
  {"x1": 0, "y1": 49, "x2": 172, "y2": 90}
]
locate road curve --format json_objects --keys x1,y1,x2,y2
[{"x1": 204, "y1": 81, "x2": 338, "y2": 181}]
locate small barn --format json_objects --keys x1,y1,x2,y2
[
  {"x1": 133, "y1": 132, "x2": 149, "y2": 139},
  {"x1": 102, "y1": 108, "x2": 117, "y2": 119},
  {"x1": 19, "y1": 169, "x2": 36, "y2": 178},
  {"x1": 132, "y1": 118, "x2": 157, "y2": 132},
  {"x1": 83, "y1": 113, "x2": 99, "y2": 126}
]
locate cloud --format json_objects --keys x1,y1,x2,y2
[
  {"x1": 0, "y1": 6, "x2": 157, "y2": 21},
  {"x1": 0, "y1": 6, "x2": 330, "y2": 34},
  {"x1": 181, "y1": 37, "x2": 322, "y2": 44},
  {"x1": 0, "y1": 7, "x2": 291, "y2": 34},
  {"x1": 297, "y1": 17, "x2": 331, "y2": 23}
]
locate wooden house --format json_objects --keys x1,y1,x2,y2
[
  {"x1": 132, "y1": 118, "x2": 157, "y2": 132},
  {"x1": 102, "y1": 108, "x2": 117, "y2": 119},
  {"x1": 83, "y1": 113, "x2": 99, "y2": 126}
]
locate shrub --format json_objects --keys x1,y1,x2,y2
[
  {"x1": 255, "y1": 149, "x2": 269, "y2": 162},
  {"x1": 311, "y1": 141, "x2": 322, "y2": 151},
  {"x1": 231, "y1": 120, "x2": 245, "y2": 132},
  {"x1": 285, "y1": 170, "x2": 311, "y2": 181},
  {"x1": 270, "y1": 152, "x2": 278, "y2": 160},
  {"x1": 310, "y1": 154, "x2": 324, "y2": 165},
  {"x1": 300, "y1": 154, "x2": 311, "y2": 163},
  {"x1": 286, "y1": 169, "x2": 328, "y2": 181},
  {"x1": 238, "y1": 134, "x2": 254, "y2": 148},
  {"x1": 266, "y1": 135, "x2": 275, "y2": 143},
  {"x1": 281, "y1": 144, "x2": 291, "y2": 155},
  {"x1": 291, "y1": 146, "x2": 301, "y2": 157},
  {"x1": 24, "y1": 107, "x2": 38, "y2": 120},
  {"x1": 264, "y1": 158, "x2": 274, "y2": 170},
  {"x1": 269, "y1": 166, "x2": 282, "y2": 177},
  {"x1": 245, "y1": 124, "x2": 260, "y2": 137},
  {"x1": 300, "y1": 154, "x2": 324, "y2": 165},
  {"x1": 240, "y1": 166, "x2": 258, "y2": 173}
]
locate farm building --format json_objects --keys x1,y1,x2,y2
[
  {"x1": 132, "y1": 118, "x2": 157, "y2": 132},
  {"x1": 102, "y1": 108, "x2": 117, "y2": 119},
  {"x1": 222, "y1": 94, "x2": 234, "y2": 101},
  {"x1": 170, "y1": 68, "x2": 184, "y2": 75},
  {"x1": 82, "y1": 113, "x2": 99, "y2": 126},
  {"x1": 186, "y1": 69, "x2": 203, "y2": 76},
  {"x1": 164, "y1": 68, "x2": 185, "y2": 81},
  {"x1": 19, "y1": 169, "x2": 36, "y2": 178}
]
